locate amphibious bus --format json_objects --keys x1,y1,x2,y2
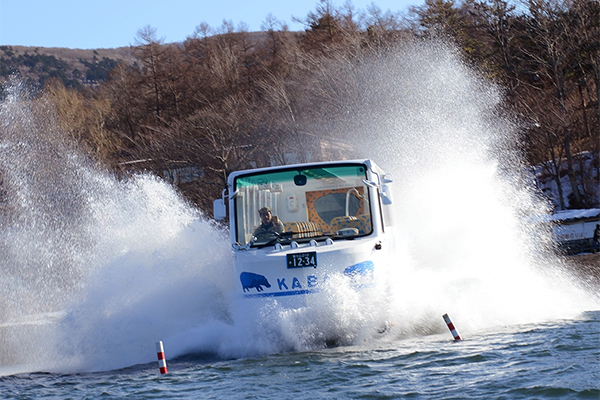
[{"x1": 214, "y1": 159, "x2": 395, "y2": 308}]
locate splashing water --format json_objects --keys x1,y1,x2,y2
[
  {"x1": 323, "y1": 40, "x2": 598, "y2": 334},
  {"x1": 0, "y1": 81, "x2": 233, "y2": 373},
  {"x1": 0, "y1": 41, "x2": 597, "y2": 374}
]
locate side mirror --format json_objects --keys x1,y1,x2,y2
[
  {"x1": 380, "y1": 184, "x2": 393, "y2": 205},
  {"x1": 213, "y1": 199, "x2": 226, "y2": 220}
]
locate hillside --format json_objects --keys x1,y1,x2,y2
[
  {"x1": 0, "y1": 45, "x2": 135, "y2": 89},
  {"x1": 0, "y1": 0, "x2": 597, "y2": 216}
]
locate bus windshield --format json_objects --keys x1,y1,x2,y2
[{"x1": 233, "y1": 164, "x2": 373, "y2": 246}]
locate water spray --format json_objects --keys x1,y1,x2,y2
[{"x1": 0, "y1": 40, "x2": 597, "y2": 375}]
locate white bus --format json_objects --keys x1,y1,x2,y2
[{"x1": 214, "y1": 159, "x2": 396, "y2": 308}]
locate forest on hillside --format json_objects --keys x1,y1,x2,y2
[
  {"x1": 1, "y1": 0, "x2": 598, "y2": 214},
  {"x1": 0, "y1": 46, "x2": 132, "y2": 90}
]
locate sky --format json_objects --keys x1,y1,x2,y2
[{"x1": 0, "y1": 0, "x2": 423, "y2": 50}]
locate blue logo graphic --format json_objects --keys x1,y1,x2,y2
[
  {"x1": 240, "y1": 272, "x2": 271, "y2": 292},
  {"x1": 344, "y1": 261, "x2": 374, "y2": 277}
]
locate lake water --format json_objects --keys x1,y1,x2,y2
[{"x1": 1, "y1": 311, "x2": 598, "y2": 399}]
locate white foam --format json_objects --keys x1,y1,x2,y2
[{"x1": 0, "y1": 41, "x2": 598, "y2": 374}]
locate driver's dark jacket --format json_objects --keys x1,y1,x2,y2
[{"x1": 253, "y1": 217, "x2": 284, "y2": 240}]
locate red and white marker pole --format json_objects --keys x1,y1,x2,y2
[
  {"x1": 442, "y1": 313, "x2": 462, "y2": 341},
  {"x1": 156, "y1": 341, "x2": 168, "y2": 374}
]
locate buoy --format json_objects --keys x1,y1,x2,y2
[
  {"x1": 442, "y1": 313, "x2": 462, "y2": 341},
  {"x1": 156, "y1": 341, "x2": 168, "y2": 374}
]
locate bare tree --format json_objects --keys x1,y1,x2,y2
[
  {"x1": 468, "y1": 0, "x2": 522, "y2": 91},
  {"x1": 520, "y1": 0, "x2": 590, "y2": 208}
]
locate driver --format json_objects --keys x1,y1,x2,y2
[{"x1": 253, "y1": 207, "x2": 284, "y2": 240}]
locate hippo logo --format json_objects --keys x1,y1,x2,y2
[{"x1": 240, "y1": 272, "x2": 271, "y2": 292}]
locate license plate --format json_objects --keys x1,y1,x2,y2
[{"x1": 287, "y1": 252, "x2": 317, "y2": 268}]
